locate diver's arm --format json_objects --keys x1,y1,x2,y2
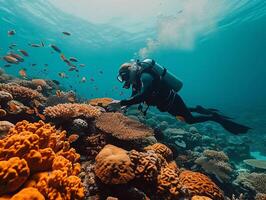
[{"x1": 120, "y1": 73, "x2": 154, "y2": 106}]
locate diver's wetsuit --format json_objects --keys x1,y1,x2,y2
[
  {"x1": 120, "y1": 73, "x2": 212, "y2": 124},
  {"x1": 120, "y1": 72, "x2": 251, "y2": 134}
]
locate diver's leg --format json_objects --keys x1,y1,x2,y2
[{"x1": 167, "y1": 94, "x2": 214, "y2": 124}]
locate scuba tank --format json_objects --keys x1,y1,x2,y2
[{"x1": 137, "y1": 59, "x2": 183, "y2": 92}]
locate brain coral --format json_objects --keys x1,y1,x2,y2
[
  {"x1": 129, "y1": 149, "x2": 164, "y2": 182},
  {"x1": 96, "y1": 112, "x2": 153, "y2": 141},
  {"x1": 179, "y1": 170, "x2": 224, "y2": 200},
  {"x1": 10, "y1": 187, "x2": 45, "y2": 200},
  {"x1": 44, "y1": 103, "x2": 101, "y2": 119},
  {"x1": 157, "y1": 162, "x2": 181, "y2": 200},
  {"x1": 0, "y1": 157, "x2": 30, "y2": 194},
  {"x1": 0, "y1": 83, "x2": 45, "y2": 103},
  {"x1": 95, "y1": 144, "x2": 135, "y2": 184},
  {"x1": 144, "y1": 143, "x2": 173, "y2": 161}
]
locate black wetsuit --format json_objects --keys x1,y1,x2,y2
[{"x1": 120, "y1": 71, "x2": 251, "y2": 134}]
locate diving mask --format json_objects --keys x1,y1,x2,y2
[{"x1": 117, "y1": 71, "x2": 131, "y2": 89}]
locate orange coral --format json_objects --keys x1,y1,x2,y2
[
  {"x1": 157, "y1": 162, "x2": 181, "y2": 200},
  {"x1": 144, "y1": 143, "x2": 173, "y2": 161},
  {"x1": 0, "y1": 157, "x2": 30, "y2": 194},
  {"x1": 129, "y1": 150, "x2": 163, "y2": 182},
  {"x1": 192, "y1": 196, "x2": 213, "y2": 200},
  {"x1": 96, "y1": 112, "x2": 154, "y2": 140},
  {"x1": 88, "y1": 97, "x2": 113, "y2": 108},
  {"x1": 95, "y1": 144, "x2": 135, "y2": 184},
  {"x1": 10, "y1": 187, "x2": 45, "y2": 200},
  {"x1": 44, "y1": 103, "x2": 101, "y2": 119},
  {"x1": 0, "y1": 83, "x2": 45, "y2": 102},
  {"x1": 52, "y1": 155, "x2": 80, "y2": 176},
  {"x1": 179, "y1": 170, "x2": 224, "y2": 200},
  {"x1": 36, "y1": 170, "x2": 84, "y2": 200}
]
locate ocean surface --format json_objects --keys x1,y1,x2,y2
[{"x1": 0, "y1": 0, "x2": 266, "y2": 155}]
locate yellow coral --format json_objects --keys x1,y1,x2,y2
[
  {"x1": 0, "y1": 157, "x2": 30, "y2": 194},
  {"x1": 10, "y1": 187, "x2": 45, "y2": 200},
  {"x1": 44, "y1": 103, "x2": 101, "y2": 119},
  {"x1": 192, "y1": 196, "x2": 213, "y2": 200},
  {"x1": 95, "y1": 144, "x2": 135, "y2": 184},
  {"x1": 179, "y1": 170, "x2": 224, "y2": 200}
]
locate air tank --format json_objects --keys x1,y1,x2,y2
[{"x1": 140, "y1": 59, "x2": 183, "y2": 92}]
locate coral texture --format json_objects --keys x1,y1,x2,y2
[
  {"x1": 95, "y1": 144, "x2": 135, "y2": 184},
  {"x1": 243, "y1": 159, "x2": 266, "y2": 169},
  {"x1": 10, "y1": 187, "x2": 45, "y2": 200},
  {"x1": 191, "y1": 196, "x2": 213, "y2": 200},
  {"x1": 144, "y1": 143, "x2": 173, "y2": 161},
  {"x1": 0, "y1": 91, "x2": 13, "y2": 103},
  {"x1": 0, "y1": 121, "x2": 14, "y2": 135},
  {"x1": 96, "y1": 112, "x2": 153, "y2": 140},
  {"x1": 179, "y1": 170, "x2": 224, "y2": 200},
  {"x1": 88, "y1": 97, "x2": 113, "y2": 108},
  {"x1": 0, "y1": 157, "x2": 30, "y2": 194},
  {"x1": 44, "y1": 103, "x2": 101, "y2": 119}
]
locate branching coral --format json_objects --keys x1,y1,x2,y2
[
  {"x1": 195, "y1": 149, "x2": 232, "y2": 182},
  {"x1": 0, "y1": 157, "x2": 30, "y2": 194},
  {"x1": 0, "y1": 83, "x2": 45, "y2": 103},
  {"x1": 144, "y1": 143, "x2": 173, "y2": 161},
  {"x1": 96, "y1": 112, "x2": 153, "y2": 141},
  {"x1": 44, "y1": 103, "x2": 101, "y2": 119},
  {"x1": 10, "y1": 187, "x2": 45, "y2": 200},
  {"x1": 95, "y1": 144, "x2": 135, "y2": 184},
  {"x1": 88, "y1": 98, "x2": 113, "y2": 108},
  {"x1": 157, "y1": 162, "x2": 181, "y2": 200},
  {"x1": 179, "y1": 170, "x2": 224, "y2": 200}
]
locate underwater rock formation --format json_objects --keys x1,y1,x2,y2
[{"x1": 195, "y1": 149, "x2": 233, "y2": 182}]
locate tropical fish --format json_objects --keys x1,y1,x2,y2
[
  {"x1": 29, "y1": 43, "x2": 42, "y2": 47},
  {"x1": 80, "y1": 77, "x2": 86, "y2": 83},
  {"x1": 19, "y1": 69, "x2": 27, "y2": 78},
  {"x1": 3, "y1": 55, "x2": 19, "y2": 64},
  {"x1": 68, "y1": 66, "x2": 78, "y2": 72},
  {"x1": 31, "y1": 63, "x2": 37, "y2": 66},
  {"x1": 9, "y1": 44, "x2": 17, "y2": 49},
  {"x1": 62, "y1": 31, "x2": 71, "y2": 36},
  {"x1": 8, "y1": 30, "x2": 16, "y2": 36},
  {"x1": 41, "y1": 41, "x2": 45, "y2": 47},
  {"x1": 99, "y1": 70, "x2": 103, "y2": 74},
  {"x1": 4, "y1": 64, "x2": 11, "y2": 67},
  {"x1": 18, "y1": 49, "x2": 29, "y2": 56},
  {"x1": 50, "y1": 44, "x2": 61, "y2": 53},
  {"x1": 58, "y1": 72, "x2": 67, "y2": 78},
  {"x1": 69, "y1": 57, "x2": 78, "y2": 62},
  {"x1": 90, "y1": 77, "x2": 95, "y2": 82},
  {"x1": 44, "y1": 63, "x2": 48, "y2": 66},
  {"x1": 68, "y1": 134, "x2": 79, "y2": 143},
  {"x1": 8, "y1": 53, "x2": 24, "y2": 62},
  {"x1": 79, "y1": 64, "x2": 86, "y2": 67}
]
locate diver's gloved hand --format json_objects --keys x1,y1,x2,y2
[{"x1": 107, "y1": 100, "x2": 122, "y2": 111}]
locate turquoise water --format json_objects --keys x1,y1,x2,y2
[{"x1": 0, "y1": 1, "x2": 266, "y2": 150}]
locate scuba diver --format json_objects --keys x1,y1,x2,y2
[{"x1": 107, "y1": 59, "x2": 251, "y2": 134}]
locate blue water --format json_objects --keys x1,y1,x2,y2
[{"x1": 1, "y1": 1, "x2": 266, "y2": 149}]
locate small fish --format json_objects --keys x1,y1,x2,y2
[
  {"x1": 9, "y1": 44, "x2": 17, "y2": 49},
  {"x1": 19, "y1": 68, "x2": 27, "y2": 78},
  {"x1": 58, "y1": 72, "x2": 66, "y2": 78},
  {"x1": 60, "y1": 54, "x2": 67, "y2": 61},
  {"x1": 90, "y1": 77, "x2": 95, "y2": 82},
  {"x1": 4, "y1": 64, "x2": 11, "y2": 67},
  {"x1": 69, "y1": 57, "x2": 78, "y2": 62},
  {"x1": 41, "y1": 41, "x2": 45, "y2": 47},
  {"x1": 31, "y1": 63, "x2": 37, "y2": 66},
  {"x1": 79, "y1": 64, "x2": 86, "y2": 67},
  {"x1": 18, "y1": 49, "x2": 29, "y2": 56},
  {"x1": 56, "y1": 90, "x2": 62, "y2": 97},
  {"x1": 80, "y1": 77, "x2": 86, "y2": 83},
  {"x1": 44, "y1": 63, "x2": 48, "y2": 66},
  {"x1": 68, "y1": 66, "x2": 78, "y2": 72},
  {"x1": 8, "y1": 53, "x2": 24, "y2": 62},
  {"x1": 3, "y1": 55, "x2": 19, "y2": 64},
  {"x1": 62, "y1": 31, "x2": 71, "y2": 36},
  {"x1": 68, "y1": 134, "x2": 79, "y2": 143},
  {"x1": 50, "y1": 44, "x2": 61, "y2": 53},
  {"x1": 99, "y1": 70, "x2": 103, "y2": 74},
  {"x1": 29, "y1": 43, "x2": 41, "y2": 47},
  {"x1": 8, "y1": 30, "x2": 16, "y2": 36},
  {"x1": 52, "y1": 80, "x2": 60, "y2": 85}
]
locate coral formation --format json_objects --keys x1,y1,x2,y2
[
  {"x1": 243, "y1": 159, "x2": 266, "y2": 169},
  {"x1": 71, "y1": 118, "x2": 88, "y2": 132},
  {"x1": 0, "y1": 121, "x2": 14, "y2": 135},
  {"x1": 0, "y1": 157, "x2": 30, "y2": 194},
  {"x1": 0, "y1": 91, "x2": 13, "y2": 103},
  {"x1": 144, "y1": 143, "x2": 173, "y2": 161},
  {"x1": 191, "y1": 196, "x2": 213, "y2": 200},
  {"x1": 44, "y1": 103, "x2": 101, "y2": 119},
  {"x1": 195, "y1": 149, "x2": 233, "y2": 182},
  {"x1": 10, "y1": 187, "x2": 45, "y2": 200},
  {"x1": 88, "y1": 97, "x2": 113, "y2": 108},
  {"x1": 96, "y1": 112, "x2": 154, "y2": 141},
  {"x1": 179, "y1": 170, "x2": 224, "y2": 200},
  {"x1": 95, "y1": 144, "x2": 135, "y2": 184}
]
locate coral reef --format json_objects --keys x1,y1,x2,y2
[
  {"x1": 0, "y1": 121, "x2": 14, "y2": 135},
  {"x1": 96, "y1": 112, "x2": 154, "y2": 141},
  {"x1": 144, "y1": 143, "x2": 173, "y2": 161},
  {"x1": 88, "y1": 97, "x2": 113, "y2": 108},
  {"x1": 195, "y1": 149, "x2": 233, "y2": 182},
  {"x1": 10, "y1": 187, "x2": 45, "y2": 200},
  {"x1": 179, "y1": 170, "x2": 224, "y2": 199},
  {"x1": 243, "y1": 159, "x2": 266, "y2": 170},
  {"x1": 44, "y1": 103, "x2": 101, "y2": 119}
]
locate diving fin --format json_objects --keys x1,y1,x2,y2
[
  {"x1": 212, "y1": 114, "x2": 251, "y2": 134},
  {"x1": 195, "y1": 105, "x2": 233, "y2": 120}
]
